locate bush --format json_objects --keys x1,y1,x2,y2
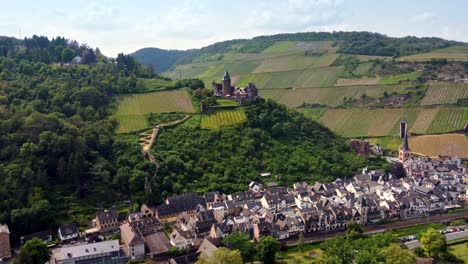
[{"x1": 413, "y1": 247, "x2": 424, "y2": 257}]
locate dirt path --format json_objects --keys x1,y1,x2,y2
[{"x1": 139, "y1": 115, "x2": 190, "y2": 165}]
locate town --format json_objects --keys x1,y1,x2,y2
[{"x1": 1, "y1": 126, "x2": 466, "y2": 264}]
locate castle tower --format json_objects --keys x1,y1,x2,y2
[
  {"x1": 399, "y1": 131, "x2": 412, "y2": 163},
  {"x1": 400, "y1": 119, "x2": 407, "y2": 139},
  {"x1": 221, "y1": 70, "x2": 232, "y2": 96}
]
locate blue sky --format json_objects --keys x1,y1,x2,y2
[{"x1": 1, "y1": 0, "x2": 467, "y2": 56}]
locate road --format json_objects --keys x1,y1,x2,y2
[
  {"x1": 285, "y1": 210, "x2": 468, "y2": 246},
  {"x1": 405, "y1": 230, "x2": 468, "y2": 249}
]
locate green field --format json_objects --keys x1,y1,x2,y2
[
  {"x1": 318, "y1": 108, "x2": 467, "y2": 137},
  {"x1": 115, "y1": 89, "x2": 195, "y2": 133},
  {"x1": 298, "y1": 108, "x2": 326, "y2": 121},
  {"x1": 398, "y1": 52, "x2": 468, "y2": 62},
  {"x1": 378, "y1": 72, "x2": 419, "y2": 84},
  {"x1": 264, "y1": 70, "x2": 302, "y2": 88},
  {"x1": 253, "y1": 54, "x2": 321, "y2": 73},
  {"x1": 352, "y1": 62, "x2": 374, "y2": 76},
  {"x1": 448, "y1": 241, "x2": 468, "y2": 263},
  {"x1": 260, "y1": 85, "x2": 407, "y2": 107},
  {"x1": 115, "y1": 115, "x2": 149, "y2": 134},
  {"x1": 421, "y1": 83, "x2": 468, "y2": 105},
  {"x1": 201, "y1": 109, "x2": 247, "y2": 129},
  {"x1": 262, "y1": 41, "x2": 334, "y2": 53}
]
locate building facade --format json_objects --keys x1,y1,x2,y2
[{"x1": 0, "y1": 224, "x2": 11, "y2": 260}]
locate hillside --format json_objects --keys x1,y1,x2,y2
[
  {"x1": 114, "y1": 100, "x2": 387, "y2": 197},
  {"x1": 130, "y1": 47, "x2": 191, "y2": 73},
  {"x1": 137, "y1": 33, "x2": 468, "y2": 144}
]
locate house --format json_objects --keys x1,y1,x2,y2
[
  {"x1": 140, "y1": 204, "x2": 157, "y2": 218},
  {"x1": 72, "y1": 56, "x2": 83, "y2": 64},
  {"x1": 96, "y1": 210, "x2": 119, "y2": 232},
  {"x1": 121, "y1": 216, "x2": 168, "y2": 259},
  {"x1": 0, "y1": 224, "x2": 11, "y2": 260},
  {"x1": 120, "y1": 223, "x2": 145, "y2": 259},
  {"x1": 58, "y1": 223, "x2": 79, "y2": 242},
  {"x1": 51, "y1": 240, "x2": 124, "y2": 264},
  {"x1": 20, "y1": 230, "x2": 54, "y2": 245},
  {"x1": 169, "y1": 253, "x2": 200, "y2": 264},
  {"x1": 156, "y1": 193, "x2": 205, "y2": 221},
  {"x1": 196, "y1": 238, "x2": 220, "y2": 257},
  {"x1": 170, "y1": 229, "x2": 193, "y2": 250}
]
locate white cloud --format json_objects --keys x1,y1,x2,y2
[
  {"x1": 411, "y1": 12, "x2": 435, "y2": 23},
  {"x1": 243, "y1": 0, "x2": 346, "y2": 34}
]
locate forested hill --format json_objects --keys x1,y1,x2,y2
[
  {"x1": 131, "y1": 31, "x2": 467, "y2": 70},
  {"x1": 0, "y1": 35, "x2": 159, "y2": 237},
  {"x1": 129, "y1": 47, "x2": 191, "y2": 73}
]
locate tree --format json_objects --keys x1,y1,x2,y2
[
  {"x1": 223, "y1": 233, "x2": 256, "y2": 262},
  {"x1": 257, "y1": 236, "x2": 280, "y2": 264},
  {"x1": 346, "y1": 221, "x2": 364, "y2": 241},
  {"x1": 420, "y1": 228, "x2": 447, "y2": 258},
  {"x1": 382, "y1": 244, "x2": 415, "y2": 264},
  {"x1": 15, "y1": 238, "x2": 51, "y2": 264},
  {"x1": 321, "y1": 236, "x2": 354, "y2": 264},
  {"x1": 197, "y1": 248, "x2": 243, "y2": 264},
  {"x1": 61, "y1": 48, "x2": 76, "y2": 62}
]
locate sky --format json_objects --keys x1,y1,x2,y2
[{"x1": 1, "y1": 0, "x2": 467, "y2": 57}]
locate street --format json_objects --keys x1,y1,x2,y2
[{"x1": 405, "y1": 230, "x2": 468, "y2": 249}]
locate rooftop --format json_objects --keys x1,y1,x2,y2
[{"x1": 53, "y1": 240, "x2": 119, "y2": 261}]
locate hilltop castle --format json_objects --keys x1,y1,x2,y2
[{"x1": 212, "y1": 70, "x2": 259, "y2": 105}]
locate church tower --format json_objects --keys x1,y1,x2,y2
[
  {"x1": 399, "y1": 131, "x2": 411, "y2": 163},
  {"x1": 221, "y1": 70, "x2": 232, "y2": 96},
  {"x1": 400, "y1": 119, "x2": 407, "y2": 139}
]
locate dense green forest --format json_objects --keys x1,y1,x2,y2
[
  {"x1": 112, "y1": 100, "x2": 387, "y2": 205},
  {"x1": 0, "y1": 36, "x2": 158, "y2": 237}
]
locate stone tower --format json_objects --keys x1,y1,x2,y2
[
  {"x1": 399, "y1": 131, "x2": 411, "y2": 163},
  {"x1": 400, "y1": 119, "x2": 407, "y2": 139},
  {"x1": 221, "y1": 70, "x2": 232, "y2": 96}
]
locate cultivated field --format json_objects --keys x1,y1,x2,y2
[
  {"x1": 253, "y1": 54, "x2": 313, "y2": 73},
  {"x1": 352, "y1": 62, "x2": 374, "y2": 76},
  {"x1": 260, "y1": 85, "x2": 407, "y2": 107},
  {"x1": 409, "y1": 133, "x2": 468, "y2": 159},
  {"x1": 201, "y1": 109, "x2": 247, "y2": 129},
  {"x1": 317, "y1": 108, "x2": 468, "y2": 137},
  {"x1": 115, "y1": 90, "x2": 195, "y2": 116},
  {"x1": 115, "y1": 115, "x2": 148, "y2": 134},
  {"x1": 421, "y1": 83, "x2": 468, "y2": 105},
  {"x1": 378, "y1": 72, "x2": 419, "y2": 85},
  {"x1": 115, "y1": 89, "x2": 195, "y2": 133},
  {"x1": 398, "y1": 52, "x2": 468, "y2": 62},
  {"x1": 262, "y1": 41, "x2": 334, "y2": 53},
  {"x1": 335, "y1": 77, "x2": 380, "y2": 86},
  {"x1": 293, "y1": 66, "x2": 344, "y2": 88}
]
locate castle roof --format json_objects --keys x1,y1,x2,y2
[{"x1": 223, "y1": 70, "x2": 231, "y2": 81}]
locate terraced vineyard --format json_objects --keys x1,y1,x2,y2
[
  {"x1": 317, "y1": 108, "x2": 468, "y2": 137},
  {"x1": 201, "y1": 109, "x2": 247, "y2": 129},
  {"x1": 261, "y1": 85, "x2": 407, "y2": 107},
  {"x1": 421, "y1": 83, "x2": 468, "y2": 105},
  {"x1": 409, "y1": 134, "x2": 468, "y2": 159}
]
